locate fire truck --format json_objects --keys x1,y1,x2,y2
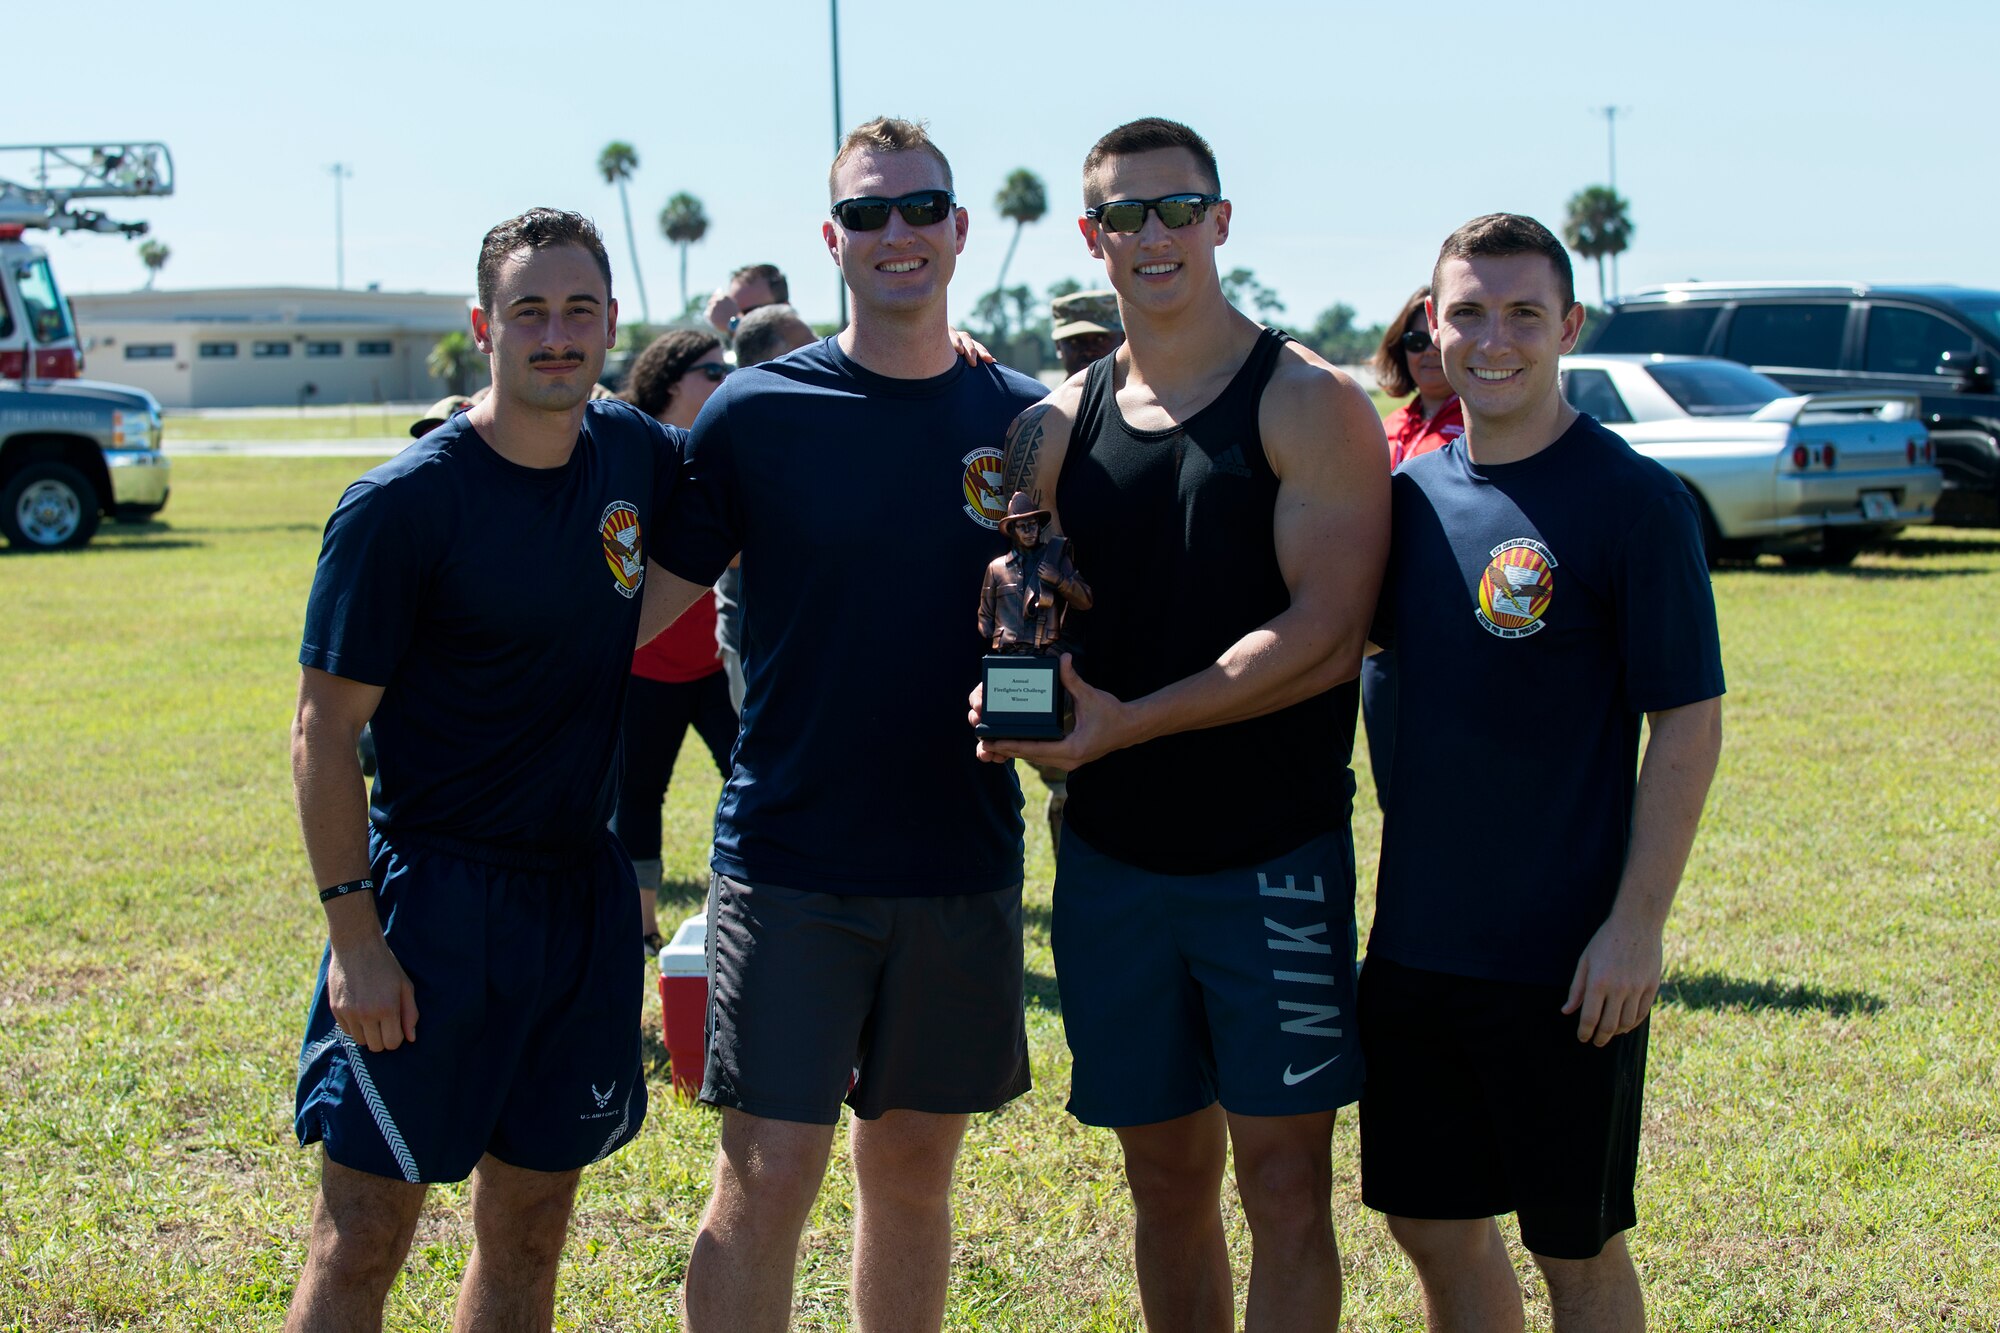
[{"x1": 0, "y1": 143, "x2": 173, "y2": 548}]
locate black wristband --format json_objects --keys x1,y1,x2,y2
[{"x1": 318, "y1": 878, "x2": 376, "y2": 904}]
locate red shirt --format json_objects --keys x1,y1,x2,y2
[
  {"x1": 632, "y1": 589, "x2": 723, "y2": 683},
  {"x1": 1383, "y1": 395, "x2": 1464, "y2": 470}
]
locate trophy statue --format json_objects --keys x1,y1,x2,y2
[{"x1": 976, "y1": 492, "x2": 1092, "y2": 740}]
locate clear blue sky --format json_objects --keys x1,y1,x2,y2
[{"x1": 17, "y1": 0, "x2": 1998, "y2": 331}]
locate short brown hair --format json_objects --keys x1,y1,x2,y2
[
  {"x1": 621, "y1": 327, "x2": 720, "y2": 419},
  {"x1": 1431, "y1": 213, "x2": 1575, "y2": 313},
  {"x1": 476, "y1": 208, "x2": 614, "y2": 314},
  {"x1": 732, "y1": 262, "x2": 789, "y2": 305},
  {"x1": 1370, "y1": 286, "x2": 1433, "y2": 399},
  {"x1": 828, "y1": 117, "x2": 953, "y2": 200},
  {"x1": 1082, "y1": 117, "x2": 1221, "y2": 207}
]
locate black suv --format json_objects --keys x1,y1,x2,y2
[{"x1": 1587, "y1": 283, "x2": 2000, "y2": 524}]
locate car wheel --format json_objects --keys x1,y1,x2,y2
[{"x1": 1, "y1": 462, "x2": 102, "y2": 551}]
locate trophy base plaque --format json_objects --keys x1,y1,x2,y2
[{"x1": 976, "y1": 653, "x2": 1067, "y2": 740}]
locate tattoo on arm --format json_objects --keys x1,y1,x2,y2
[{"x1": 1000, "y1": 404, "x2": 1050, "y2": 506}]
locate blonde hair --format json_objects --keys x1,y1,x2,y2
[{"x1": 829, "y1": 117, "x2": 954, "y2": 200}]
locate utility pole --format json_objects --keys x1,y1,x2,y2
[
  {"x1": 328, "y1": 162, "x2": 353, "y2": 291},
  {"x1": 830, "y1": 0, "x2": 847, "y2": 328},
  {"x1": 1592, "y1": 107, "x2": 1630, "y2": 300}
]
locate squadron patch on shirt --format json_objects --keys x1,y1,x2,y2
[
  {"x1": 600, "y1": 501, "x2": 644, "y2": 598},
  {"x1": 961, "y1": 447, "x2": 1007, "y2": 529},
  {"x1": 1476, "y1": 537, "x2": 1555, "y2": 638}
]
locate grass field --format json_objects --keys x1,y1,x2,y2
[
  {"x1": 162, "y1": 410, "x2": 418, "y2": 442},
  {"x1": 2, "y1": 457, "x2": 1996, "y2": 1330}
]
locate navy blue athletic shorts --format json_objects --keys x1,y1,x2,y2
[
  {"x1": 1053, "y1": 827, "x2": 1364, "y2": 1126},
  {"x1": 1357, "y1": 956, "x2": 1648, "y2": 1261},
  {"x1": 294, "y1": 828, "x2": 646, "y2": 1184}
]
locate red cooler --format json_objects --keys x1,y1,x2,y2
[{"x1": 656, "y1": 911, "x2": 708, "y2": 1097}]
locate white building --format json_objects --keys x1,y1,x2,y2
[{"x1": 67, "y1": 287, "x2": 482, "y2": 409}]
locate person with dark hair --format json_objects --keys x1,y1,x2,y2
[
  {"x1": 614, "y1": 327, "x2": 736, "y2": 952},
  {"x1": 635, "y1": 116, "x2": 1046, "y2": 1332},
  {"x1": 1361, "y1": 213, "x2": 1723, "y2": 1331},
  {"x1": 1359, "y1": 284, "x2": 1465, "y2": 808},
  {"x1": 284, "y1": 207, "x2": 683, "y2": 1329},
  {"x1": 980, "y1": 115, "x2": 1389, "y2": 1329},
  {"x1": 704, "y1": 262, "x2": 790, "y2": 341}
]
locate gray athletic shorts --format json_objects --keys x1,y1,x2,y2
[
  {"x1": 701, "y1": 873, "x2": 1032, "y2": 1123},
  {"x1": 1055, "y1": 827, "x2": 1364, "y2": 1126}
]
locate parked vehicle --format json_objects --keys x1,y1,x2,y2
[
  {"x1": 0, "y1": 376, "x2": 170, "y2": 550},
  {"x1": 1586, "y1": 282, "x2": 2000, "y2": 525},
  {"x1": 1561, "y1": 354, "x2": 1940, "y2": 566}
]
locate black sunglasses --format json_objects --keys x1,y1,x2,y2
[
  {"x1": 687, "y1": 362, "x2": 731, "y2": 383},
  {"x1": 1084, "y1": 193, "x2": 1224, "y2": 233},
  {"x1": 1398, "y1": 328, "x2": 1433, "y2": 354},
  {"x1": 830, "y1": 190, "x2": 956, "y2": 231}
]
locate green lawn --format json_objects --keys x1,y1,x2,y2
[
  {"x1": 162, "y1": 410, "x2": 418, "y2": 442},
  {"x1": 1, "y1": 458, "x2": 1995, "y2": 1329}
]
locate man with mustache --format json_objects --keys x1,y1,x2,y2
[{"x1": 286, "y1": 208, "x2": 680, "y2": 1330}]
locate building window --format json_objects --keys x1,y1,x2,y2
[
  {"x1": 356, "y1": 340, "x2": 393, "y2": 356},
  {"x1": 306, "y1": 340, "x2": 343, "y2": 358},
  {"x1": 199, "y1": 341, "x2": 239, "y2": 359},
  {"x1": 124, "y1": 343, "x2": 175, "y2": 360},
  {"x1": 254, "y1": 340, "x2": 292, "y2": 358}
]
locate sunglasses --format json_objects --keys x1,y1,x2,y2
[
  {"x1": 689, "y1": 362, "x2": 731, "y2": 383},
  {"x1": 830, "y1": 190, "x2": 956, "y2": 231},
  {"x1": 1398, "y1": 328, "x2": 1433, "y2": 354},
  {"x1": 1084, "y1": 193, "x2": 1224, "y2": 233}
]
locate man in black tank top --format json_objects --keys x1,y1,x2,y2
[{"x1": 973, "y1": 118, "x2": 1389, "y2": 1329}]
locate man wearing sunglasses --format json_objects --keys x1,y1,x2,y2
[
  {"x1": 977, "y1": 116, "x2": 1389, "y2": 1329},
  {"x1": 639, "y1": 116, "x2": 1047, "y2": 1333}
]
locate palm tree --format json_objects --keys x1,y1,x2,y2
[
  {"x1": 597, "y1": 141, "x2": 651, "y2": 323},
  {"x1": 1562, "y1": 186, "x2": 1634, "y2": 307},
  {"x1": 991, "y1": 168, "x2": 1047, "y2": 298},
  {"x1": 427, "y1": 330, "x2": 477, "y2": 396},
  {"x1": 659, "y1": 192, "x2": 710, "y2": 313},
  {"x1": 137, "y1": 240, "x2": 169, "y2": 291}
]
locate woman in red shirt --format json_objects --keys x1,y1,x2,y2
[
  {"x1": 617, "y1": 328, "x2": 737, "y2": 951},
  {"x1": 1363, "y1": 286, "x2": 1463, "y2": 809}
]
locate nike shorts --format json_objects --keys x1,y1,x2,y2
[
  {"x1": 702, "y1": 873, "x2": 1032, "y2": 1124},
  {"x1": 1357, "y1": 956, "x2": 1649, "y2": 1261},
  {"x1": 1054, "y1": 827, "x2": 1364, "y2": 1126},
  {"x1": 293, "y1": 828, "x2": 646, "y2": 1184}
]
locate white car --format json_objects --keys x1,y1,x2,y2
[{"x1": 1561, "y1": 354, "x2": 1943, "y2": 565}]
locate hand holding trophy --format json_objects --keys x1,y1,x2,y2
[{"x1": 976, "y1": 492, "x2": 1092, "y2": 739}]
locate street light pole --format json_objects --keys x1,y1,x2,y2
[
  {"x1": 1591, "y1": 107, "x2": 1630, "y2": 300},
  {"x1": 831, "y1": 0, "x2": 847, "y2": 328},
  {"x1": 328, "y1": 162, "x2": 353, "y2": 291}
]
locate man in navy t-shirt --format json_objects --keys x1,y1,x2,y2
[
  {"x1": 634, "y1": 119, "x2": 1046, "y2": 1333},
  {"x1": 1360, "y1": 214, "x2": 1724, "y2": 1330},
  {"x1": 286, "y1": 210, "x2": 679, "y2": 1330}
]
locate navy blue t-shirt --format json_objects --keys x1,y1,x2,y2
[
  {"x1": 658, "y1": 337, "x2": 1046, "y2": 896},
  {"x1": 1369, "y1": 413, "x2": 1725, "y2": 986},
  {"x1": 299, "y1": 400, "x2": 685, "y2": 864}
]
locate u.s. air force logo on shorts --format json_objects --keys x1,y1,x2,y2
[
  {"x1": 961, "y1": 447, "x2": 1007, "y2": 529},
  {"x1": 600, "y1": 501, "x2": 644, "y2": 598},
  {"x1": 1476, "y1": 537, "x2": 1555, "y2": 638}
]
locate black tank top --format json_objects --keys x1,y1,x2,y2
[{"x1": 1057, "y1": 326, "x2": 1355, "y2": 874}]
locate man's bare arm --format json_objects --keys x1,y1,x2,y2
[
  {"x1": 978, "y1": 355, "x2": 1388, "y2": 767},
  {"x1": 638, "y1": 558, "x2": 724, "y2": 648},
  {"x1": 292, "y1": 667, "x2": 416, "y2": 1052},
  {"x1": 1565, "y1": 695, "x2": 1723, "y2": 1044},
  {"x1": 999, "y1": 383, "x2": 1081, "y2": 518}
]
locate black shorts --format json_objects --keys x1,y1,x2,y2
[
  {"x1": 701, "y1": 874, "x2": 1031, "y2": 1123},
  {"x1": 1357, "y1": 956, "x2": 1648, "y2": 1261}
]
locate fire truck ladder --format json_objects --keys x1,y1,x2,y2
[{"x1": 0, "y1": 142, "x2": 174, "y2": 237}]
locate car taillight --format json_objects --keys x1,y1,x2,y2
[
  {"x1": 1791, "y1": 444, "x2": 1810, "y2": 470},
  {"x1": 0, "y1": 349, "x2": 24, "y2": 380},
  {"x1": 1924, "y1": 439, "x2": 1935, "y2": 463},
  {"x1": 1907, "y1": 440, "x2": 1917, "y2": 465},
  {"x1": 1822, "y1": 442, "x2": 1836, "y2": 469},
  {"x1": 33, "y1": 348, "x2": 79, "y2": 378}
]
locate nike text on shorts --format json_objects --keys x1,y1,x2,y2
[
  {"x1": 701, "y1": 873, "x2": 1032, "y2": 1123},
  {"x1": 1053, "y1": 826, "x2": 1364, "y2": 1126},
  {"x1": 294, "y1": 829, "x2": 647, "y2": 1183}
]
